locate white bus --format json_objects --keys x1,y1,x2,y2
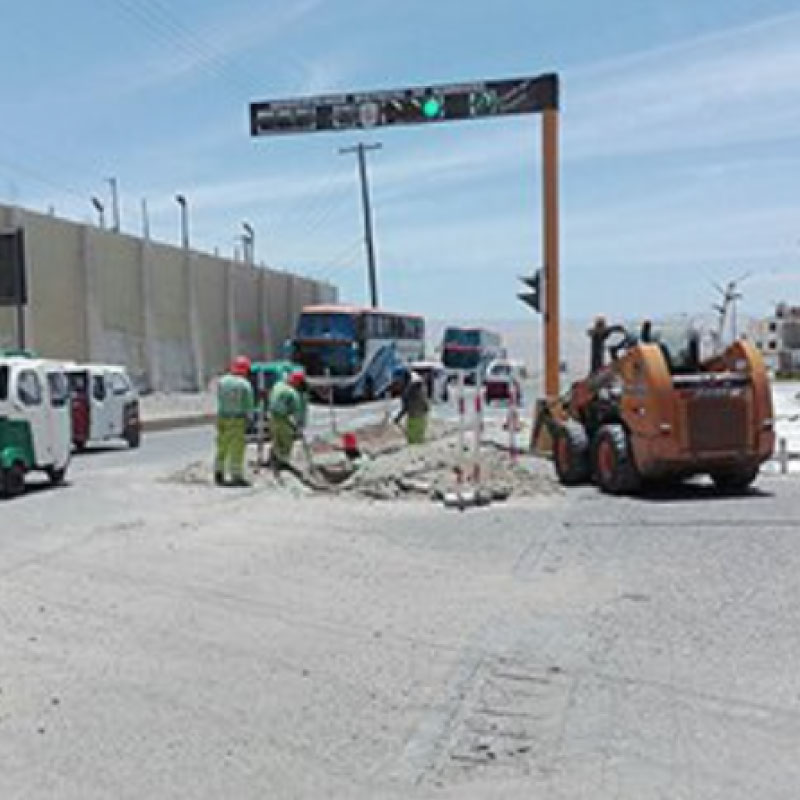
[{"x1": 290, "y1": 305, "x2": 425, "y2": 402}]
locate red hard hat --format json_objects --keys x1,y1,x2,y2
[
  {"x1": 231, "y1": 356, "x2": 251, "y2": 376},
  {"x1": 288, "y1": 370, "x2": 306, "y2": 389}
]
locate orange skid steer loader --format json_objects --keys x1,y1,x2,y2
[{"x1": 546, "y1": 318, "x2": 774, "y2": 494}]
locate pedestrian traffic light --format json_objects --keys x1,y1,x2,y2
[{"x1": 518, "y1": 270, "x2": 541, "y2": 313}]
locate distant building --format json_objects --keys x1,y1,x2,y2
[{"x1": 752, "y1": 303, "x2": 800, "y2": 374}]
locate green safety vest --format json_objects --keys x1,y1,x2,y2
[
  {"x1": 269, "y1": 381, "x2": 306, "y2": 427},
  {"x1": 217, "y1": 374, "x2": 254, "y2": 418}
]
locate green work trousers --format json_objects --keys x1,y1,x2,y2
[
  {"x1": 270, "y1": 415, "x2": 295, "y2": 465},
  {"x1": 406, "y1": 414, "x2": 428, "y2": 445},
  {"x1": 216, "y1": 417, "x2": 247, "y2": 480}
]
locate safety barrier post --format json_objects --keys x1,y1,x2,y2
[
  {"x1": 326, "y1": 368, "x2": 337, "y2": 435},
  {"x1": 472, "y1": 373, "x2": 483, "y2": 487},
  {"x1": 508, "y1": 381, "x2": 518, "y2": 464},
  {"x1": 456, "y1": 371, "x2": 466, "y2": 488}
]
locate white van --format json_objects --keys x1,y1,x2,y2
[
  {"x1": 66, "y1": 364, "x2": 141, "y2": 450},
  {"x1": 0, "y1": 354, "x2": 72, "y2": 497}
]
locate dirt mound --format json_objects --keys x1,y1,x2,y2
[
  {"x1": 338, "y1": 435, "x2": 558, "y2": 501},
  {"x1": 165, "y1": 420, "x2": 558, "y2": 503}
]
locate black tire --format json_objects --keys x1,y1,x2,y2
[
  {"x1": 125, "y1": 427, "x2": 141, "y2": 449},
  {"x1": 47, "y1": 465, "x2": 68, "y2": 486},
  {"x1": 593, "y1": 424, "x2": 641, "y2": 495},
  {"x1": 552, "y1": 420, "x2": 590, "y2": 486},
  {"x1": 364, "y1": 377, "x2": 375, "y2": 402},
  {"x1": 1, "y1": 462, "x2": 26, "y2": 498},
  {"x1": 711, "y1": 465, "x2": 759, "y2": 492}
]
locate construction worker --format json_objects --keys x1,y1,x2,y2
[
  {"x1": 215, "y1": 355, "x2": 254, "y2": 486},
  {"x1": 269, "y1": 370, "x2": 308, "y2": 468},
  {"x1": 395, "y1": 370, "x2": 429, "y2": 445}
]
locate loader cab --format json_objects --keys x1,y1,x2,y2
[
  {"x1": 588, "y1": 318, "x2": 701, "y2": 377},
  {"x1": 646, "y1": 323, "x2": 701, "y2": 376},
  {"x1": 0, "y1": 354, "x2": 72, "y2": 498}
]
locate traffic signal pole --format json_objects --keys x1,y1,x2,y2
[{"x1": 542, "y1": 107, "x2": 560, "y2": 402}]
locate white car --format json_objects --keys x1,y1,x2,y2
[
  {"x1": 484, "y1": 359, "x2": 525, "y2": 403},
  {"x1": 408, "y1": 361, "x2": 449, "y2": 403}
]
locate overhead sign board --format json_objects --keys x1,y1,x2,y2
[
  {"x1": 0, "y1": 228, "x2": 27, "y2": 307},
  {"x1": 250, "y1": 73, "x2": 559, "y2": 137}
]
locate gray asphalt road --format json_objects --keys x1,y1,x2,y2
[{"x1": 4, "y1": 392, "x2": 798, "y2": 798}]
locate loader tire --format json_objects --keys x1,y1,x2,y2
[
  {"x1": 593, "y1": 424, "x2": 641, "y2": 495},
  {"x1": 711, "y1": 465, "x2": 759, "y2": 492},
  {"x1": 553, "y1": 420, "x2": 590, "y2": 486}
]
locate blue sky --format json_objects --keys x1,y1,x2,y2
[{"x1": 1, "y1": 0, "x2": 799, "y2": 321}]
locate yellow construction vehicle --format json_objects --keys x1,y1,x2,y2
[{"x1": 548, "y1": 318, "x2": 774, "y2": 494}]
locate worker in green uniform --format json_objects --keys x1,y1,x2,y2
[
  {"x1": 215, "y1": 355, "x2": 255, "y2": 486},
  {"x1": 268, "y1": 370, "x2": 308, "y2": 468},
  {"x1": 395, "y1": 370, "x2": 429, "y2": 444}
]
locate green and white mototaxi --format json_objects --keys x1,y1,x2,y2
[{"x1": 0, "y1": 354, "x2": 71, "y2": 498}]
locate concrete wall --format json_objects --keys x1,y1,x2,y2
[{"x1": 0, "y1": 204, "x2": 337, "y2": 391}]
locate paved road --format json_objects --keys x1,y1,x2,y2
[
  {"x1": 2, "y1": 468, "x2": 798, "y2": 799},
  {"x1": 6, "y1": 388, "x2": 799, "y2": 798}
]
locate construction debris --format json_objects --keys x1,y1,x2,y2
[{"x1": 165, "y1": 420, "x2": 558, "y2": 504}]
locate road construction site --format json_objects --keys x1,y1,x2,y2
[{"x1": 3, "y1": 382, "x2": 800, "y2": 798}]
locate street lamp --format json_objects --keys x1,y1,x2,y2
[
  {"x1": 91, "y1": 196, "x2": 105, "y2": 229},
  {"x1": 242, "y1": 221, "x2": 254, "y2": 264},
  {"x1": 106, "y1": 177, "x2": 120, "y2": 232},
  {"x1": 175, "y1": 194, "x2": 189, "y2": 249}
]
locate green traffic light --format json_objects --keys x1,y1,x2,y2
[{"x1": 422, "y1": 96, "x2": 443, "y2": 119}]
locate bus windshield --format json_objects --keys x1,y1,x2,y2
[
  {"x1": 444, "y1": 328, "x2": 480, "y2": 347},
  {"x1": 296, "y1": 312, "x2": 357, "y2": 340}
]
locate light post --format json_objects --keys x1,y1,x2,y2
[
  {"x1": 242, "y1": 221, "x2": 254, "y2": 264},
  {"x1": 175, "y1": 194, "x2": 189, "y2": 249},
  {"x1": 91, "y1": 197, "x2": 105, "y2": 229},
  {"x1": 106, "y1": 177, "x2": 120, "y2": 232}
]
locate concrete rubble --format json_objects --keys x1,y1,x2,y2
[{"x1": 166, "y1": 418, "x2": 559, "y2": 503}]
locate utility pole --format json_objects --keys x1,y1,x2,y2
[
  {"x1": 339, "y1": 142, "x2": 382, "y2": 308},
  {"x1": 106, "y1": 177, "x2": 120, "y2": 232},
  {"x1": 141, "y1": 198, "x2": 150, "y2": 240}
]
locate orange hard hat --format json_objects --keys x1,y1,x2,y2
[
  {"x1": 231, "y1": 355, "x2": 251, "y2": 376},
  {"x1": 288, "y1": 370, "x2": 306, "y2": 389}
]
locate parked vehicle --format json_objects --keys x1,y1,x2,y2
[
  {"x1": 409, "y1": 360, "x2": 449, "y2": 402},
  {"x1": 0, "y1": 353, "x2": 71, "y2": 497},
  {"x1": 484, "y1": 359, "x2": 524, "y2": 403},
  {"x1": 290, "y1": 305, "x2": 425, "y2": 403},
  {"x1": 246, "y1": 360, "x2": 304, "y2": 434},
  {"x1": 66, "y1": 364, "x2": 140, "y2": 450}
]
